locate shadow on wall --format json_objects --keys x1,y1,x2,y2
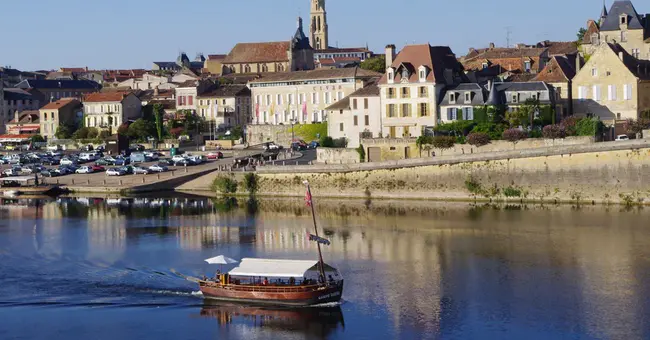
[{"x1": 574, "y1": 99, "x2": 631, "y2": 121}]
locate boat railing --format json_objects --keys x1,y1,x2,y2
[{"x1": 200, "y1": 281, "x2": 336, "y2": 293}]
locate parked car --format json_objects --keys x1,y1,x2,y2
[
  {"x1": 113, "y1": 157, "x2": 130, "y2": 166},
  {"x1": 60, "y1": 158, "x2": 75, "y2": 166},
  {"x1": 95, "y1": 145, "x2": 105, "y2": 152},
  {"x1": 158, "y1": 158, "x2": 175, "y2": 166},
  {"x1": 171, "y1": 155, "x2": 186, "y2": 163},
  {"x1": 2, "y1": 168, "x2": 20, "y2": 177},
  {"x1": 95, "y1": 158, "x2": 112, "y2": 166},
  {"x1": 75, "y1": 166, "x2": 94, "y2": 174},
  {"x1": 119, "y1": 166, "x2": 134, "y2": 174},
  {"x1": 41, "y1": 157, "x2": 61, "y2": 166},
  {"x1": 132, "y1": 166, "x2": 150, "y2": 175},
  {"x1": 20, "y1": 166, "x2": 34, "y2": 175},
  {"x1": 206, "y1": 151, "x2": 224, "y2": 160},
  {"x1": 40, "y1": 169, "x2": 60, "y2": 177},
  {"x1": 264, "y1": 142, "x2": 282, "y2": 150},
  {"x1": 82, "y1": 145, "x2": 94, "y2": 152},
  {"x1": 130, "y1": 144, "x2": 145, "y2": 152},
  {"x1": 148, "y1": 164, "x2": 168, "y2": 173},
  {"x1": 90, "y1": 165, "x2": 105, "y2": 172},
  {"x1": 615, "y1": 135, "x2": 630, "y2": 141},
  {"x1": 143, "y1": 151, "x2": 159, "y2": 160},
  {"x1": 291, "y1": 141, "x2": 307, "y2": 151},
  {"x1": 174, "y1": 159, "x2": 191, "y2": 166},
  {"x1": 106, "y1": 168, "x2": 126, "y2": 176},
  {"x1": 308, "y1": 141, "x2": 320, "y2": 149}
]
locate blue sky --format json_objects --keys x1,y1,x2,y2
[{"x1": 1, "y1": 0, "x2": 639, "y2": 71}]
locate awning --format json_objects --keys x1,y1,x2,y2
[
  {"x1": 0, "y1": 134, "x2": 31, "y2": 143},
  {"x1": 228, "y1": 258, "x2": 335, "y2": 278}
]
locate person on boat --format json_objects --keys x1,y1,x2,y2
[
  {"x1": 214, "y1": 270, "x2": 221, "y2": 282},
  {"x1": 262, "y1": 277, "x2": 269, "y2": 285},
  {"x1": 289, "y1": 277, "x2": 295, "y2": 285},
  {"x1": 328, "y1": 275, "x2": 334, "y2": 283}
]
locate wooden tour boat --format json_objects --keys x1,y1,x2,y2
[
  {"x1": 196, "y1": 181, "x2": 344, "y2": 306},
  {"x1": 0, "y1": 176, "x2": 60, "y2": 196}
]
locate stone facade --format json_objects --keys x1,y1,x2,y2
[
  {"x1": 197, "y1": 85, "x2": 251, "y2": 128},
  {"x1": 310, "y1": 0, "x2": 328, "y2": 50},
  {"x1": 39, "y1": 99, "x2": 82, "y2": 140},
  {"x1": 326, "y1": 84, "x2": 381, "y2": 148},
  {"x1": 83, "y1": 93, "x2": 142, "y2": 131}
]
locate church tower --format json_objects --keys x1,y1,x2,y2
[{"x1": 310, "y1": 0, "x2": 328, "y2": 50}]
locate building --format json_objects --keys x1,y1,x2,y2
[
  {"x1": 572, "y1": 42, "x2": 650, "y2": 123},
  {"x1": 326, "y1": 83, "x2": 381, "y2": 148},
  {"x1": 5, "y1": 110, "x2": 39, "y2": 135},
  {"x1": 14, "y1": 79, "x2": 101, "y2": 103},
  {"x1": 310, "y1": 0, "x2": 328, "y2": 50},
  {"x1": 0, "y1": 67, "x2": 45, "y2": 87},
  {"x1": 487, "y1": 81, "x2": 554, "y2": 110},
  {"x1": 39, "y1": 99, "x2": 82, "y2": 140},
  {"x1": 153, "y1": 53, "x2": 205, "y2": 73},
  {"x1": 221, "y1": 18, "x2": 314, "y2": 75},
  {"x1": 314, "y1": 47, "x2": 373, "y2": 68},
  {"x1": 438, "y1": 84, "x2": 486, "y2": 124},
  {"x1": 83, "y1": 92, "x2": 142, "y2": 131},
  {"x1": 534, "y1": 54, "x2": 579, "y2": 118},
  {"x1": 2, "y1": 88, "x2": 40, "y2": 133},
  {"x1": 175, "y1": 80, "x2": 213, "y2": 113},
  {"x1": 197, "y1": 85, "x2": 251, "y2": 128},
  {"x1": 0, "y1": 72, "x2": 4, "y2": 123},
  {"x1": 248, "y1": 67, "x2": 380, "y2": 125},
  {"x1": 582, "y1": 1, "x2": 650, "y2": 60},
  {"x1": 461, "y1": 43, "x2": 550, "y2": 75},
  {"x1": 204, "y1": 55, "x2": 227, "y2": 75},
  {"x1": 379, "y1": 44, "x2": 466, "y2": 138},
  {"x1": 117, "y1": 73, "x2": 176, "y2": 91}
]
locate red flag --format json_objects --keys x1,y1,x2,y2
[
  {"x1": 305, "y1": 188, "x2": 312, "y2": 207},
  {"x1": 255, "y1": 103, "x2": 260, "y2": 118}
]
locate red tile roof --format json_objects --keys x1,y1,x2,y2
[
  {"x1": 40, "y1": 98, "x2": 80, "y2": 110},
  {"x1": 379, "y1": 44, "x2": 463, "y2": 84},
  {"x1": 83, "y1": 91, "x2": 130, "y2": 102},
  {"x1": 222, "y1": 42, "x2": 290, "y2": 64},
  {"x1": 60, "y1": 67, "x2": 87, "y2": 73}
]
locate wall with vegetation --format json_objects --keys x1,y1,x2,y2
[{"x1": 246, "y1": 123, "x2": 327, "y2": 147}]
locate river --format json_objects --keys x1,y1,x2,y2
[{"x1": 0, "y1": 195, "x2": 649, "y2": 340}]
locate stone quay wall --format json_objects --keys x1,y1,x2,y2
[
  {"x1": 316, "y1": 148, "x2": 361, "y2": 164},
  {"x1": 178, "y1": 140, "x2": 650, "y2": 205}
]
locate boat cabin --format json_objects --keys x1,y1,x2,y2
[{"x1": 215, "y1": 258, "x2": 343, "y2": 286}]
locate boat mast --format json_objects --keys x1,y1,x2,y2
[{"x1": 305, "y1": 181, "x2": 326, "y2": 282}]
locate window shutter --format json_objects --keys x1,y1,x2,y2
[{"x1": 447, "y1": 108, "x2": 452, "y2": 121}]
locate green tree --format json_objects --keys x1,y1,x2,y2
[
  {"x1": 320, "y1": 136, "x2": 334, "y2": 147},
  {"x1": 55, "y1": 125, "x2": 72, "y2": 139},
  {"x1": 577, "y1": 27, "x2": 587, "y2": 42},
  {"x1": 87, "y1": 127, "x2": 99, "y2": 139},
  {"x1": 117, "y1": 124, "x2": 129, "y2": 135},
  {"x1": 153, "y1": 103, "x2": 164, "y2": 141},
  {"x1": 99, "y1": 130, "x2": 111, "y2": 139},
  {"x1": 507, "y1": 99, "x2": 540, "y2": 128},
  {"x1": 72, "y1": 126, "x2": 90, "y2": 140},
  {"x1": 127, "y1": 119, "x2": 155, "y2": 140},
  {"x1": 360, "y1": 55, "x2": 386, "y2": 73},
  {"x1": 30, "y1": 135, "x2": 45, "y2": 143}
]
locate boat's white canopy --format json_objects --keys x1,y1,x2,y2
[
  {"x1": 228, "y1": 258, "x2": 336, "y2": 278},
  {"x1": 0, "y1": 176, "x2": 34, "y2": 182}
]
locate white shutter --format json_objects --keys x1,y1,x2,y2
[
  {"x1": 592, "y1": 85, "x2": 601, "y2": 101},
  {"x1": 624, "y1": 84, "x2": 632, "y2": 100}
]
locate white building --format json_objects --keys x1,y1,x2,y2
[
  {"x1": 326, "y1": 83, "x2": 381, "y2": 148},
  {"x1": 379, "y1": 44, "x2": 466, "y2": 138},
  {"x1": 117, "y1": 73, "x2": 177, "y2": 91},
  {"x1": 174, "y1": 80, "x2": 213, "y2": 114},
  {"x1": 83, "y1": 92, "x2": 142, "y2": 131},
  {"x1": 197, "y1": 85, "x2": 251, "y2": 128},
  {"x1": 248, "y1": 67, "x2": 380, "y2": 125}
]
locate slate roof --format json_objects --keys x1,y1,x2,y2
[
  {"x1": 541, "y1": 41, "x2": 579, "y2": 56},
  {"x1": 154, "y1": 62, "x2": 180, "y2": 69},
  {"x1": 495, "y1": 81, "x2": 549, "y2": 92},
  {"x1": 315, "y1": 47, "x2": 370, "y2": 54},
  {"x1": 608, "y1": 44, "x2": 650, "y2": 80},
  {"x1": 439, "y1": 83, "x2": 486, "y2": 106},
  {"x1": 249, "y1": 67, "x2": 380, "y2": 83},
  {"x1": 505, "y1": 73, "x2": 537, "y2": 82},
  {"x1": 379, "y1": 44, "x2": 464, "y2": 85},
  {"x1": 15, "y1": 79, "x2": 100, "y2": 90},
  {"x1": 3, "y1": 88, "x2": 34, "y2": 100},
  {"x1": 40, "y1": 98, "x2": 80, "y2": 110},
  {"x1": 83, "y1": 91, "x2": 131, "y2": 103},
  {"x1": 600, "y1": 1, "x2": 644, "y2": 31},
  {"x1": 207, "y1": 54, "x2": 227, "y2": 60},
  {"x1": 222, "y1": 42, "x2": 290, "y2": 64},
  {"x1": 198, "y1": 85, "x2": 250, "y2": 98},
  {"x1": 349, "y1": 83, "x2": 380, "y2": 97}
]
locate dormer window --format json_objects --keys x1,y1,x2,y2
[
  {"x1": 401, "y1": 68, "x2": 410, "y2": 80},
  {"x1": 464, "y1": 92, "x2": 471, "y2": 103},
  {"x1": 524, "y1": 61, "x2": 531, "y2": 72},
  {"x1": 418, "y1": 66, "x2": 427, "y2": 83},
  {"x1": 620, "y1": 14, "x2": 627, "y2": 25},
  {"x1": 482, "y1": 62, "x2": 488, "y2": 69},
  {"x1": 449, "y1": 93, "x2": 456, "y2": 104},
  {"x1": 387, "y1": 68, "x2": 395, "y2": 83},
  {"x1": 591, "y1": 33, "x2": 599, "y2": 45}
]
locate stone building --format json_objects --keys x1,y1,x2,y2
[
  {"x1": 461, "y1": 43, "x2": 550, "y2": 76},
  {"x1": 5, "y1": 110, "x2": 40, "y2": 135},
  {"x1": 534, "y1": 54, "x2": 579, "y2": 118},
  {"x1": 572, "y1": 42, "x2": 650, "y2": 123},
  {"x1": 196, "y1": 85, "x2": 251, "y2": 128},
  {"x1": 310, "y1": 0, "x2": 328, "y2": 50},
  {"x1": 39, "y1": 99, "x2": 82, "y2": 140},
  {"x1": 83, "y1": 92, "x2": 142, "y2": 132},
  {"x1": 581, "y1": 1, "x2": 650, "y2": 60},
  {"x1": 248, "y1": 67, "x2": 380, "y2": 125},
  {"x1": 2, "y1": 88, "x2": 40, "y2": 133},
  {"x1": 379, "y1": 44, "x2": 466, "y2": 138},
  {"x1": 204, "y1": 55, "x2": 227, "y2": 75},
  {"x1": 14, "y1": 79, "x2": 100, "y2": 104},
  {"x1": 221, "y1": 18, "x2": 314, "y2": 75},
  {"x1": 438, "y1": 84, "x2": 486, "y2": 124},
  {"x1": 326, "y1": 83, "x2": 381, "y2": 148}
]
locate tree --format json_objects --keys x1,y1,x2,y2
[
  {"x1": 577, "y1": 27, "x2": 587, "y2": 42},
  {"x1": 55, "y1": 125, "x2": 72, "y2": 139},
  {"x1": 72, "y1": 127, "x2": 90, "y2": 140},
  {"x1": 560, "y1": 116, "x2": 579, "y2": 136},
  {"x1": 107, "y1": 116, "x2": 114, "y2": 127},
  {"x1": 169, "y1": 127, "x2": 184, "y2": 138},
  {"x1": 467, "y1": 132, "x2": 490, "y2": 147},
  {"x1": 320, "y1": 136, "x2": 334, "y2": 147},
  {"x1": 416, "y1": 135, "x2": 434, "y2": 157},
  {"x1": 507, "y1": 99, "x2": 539, "y2": 128},
  {"x1": 30, "y1": 135, "x2": 45, "y2": 143},
  {"x1": 153, "y1": 103, "x2": 164, "y2": 141},
  {"x1": 502, "y1": 128, "x2": 528, "y2": 147},
  {"x1": 127, "y1": 119, "x2": 155, "y2": 140},
  {"x1": 542, "y1": 124, "x2": 567, "y2": 139},
  {"x1": 117, "y1": 123, "x2": 129, "y2": 136},
  {"x1": 99, "y1": 130, "x2": 111, "y2": 139},
  {"x1": 360, "y1": 55, "x2": 386, "y2": 73},
  {"x1": 87, "y1": 127, "x2": 99, "y2": 139},
  {"x1": 432, "y1": 136, "x2": 455, "y2": 149}
]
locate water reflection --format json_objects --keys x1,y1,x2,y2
[{"x1": 199, "y1": 301, "x2": 345, "y2": 338}]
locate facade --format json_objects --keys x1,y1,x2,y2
[
  {"x1": 248, "y1": 67, "x2": 380, "y2": 125},
  {"x1": 221, "y1": 18, "x2": 314, "y2": 75},
  {"x1": 310, "y1": 0, "x2": 328, "y2": 50},
  {"x1": 0, "y1": 67, "x2": 45, "y2": 87},
  {"x1": 572, "y1": 42, "x2": 650, "y2": 123},
  {"x1": 326, "y1": 83, "x2": 381, "y2": 148},
  {"x1": 5, "y1": 110, "x2": 39, "y2": 135},
  {"x1": 314, "y1": 47, "x2": 372, "y2": 68},
  {"x1": 117, "y1": 73, "x2": 174, "y2": 90},
  {"x1": 175, "y1": 80, "x2": 213, "y2": 113},
  {"x1": 14, "y1": 79, "x2": 100, "y2": 103},
  {"x1": 582, "y1": 1, "x2": 650, "y2": 60},
  {"x1": 2, "y1": 88, "x2": 40, "y2": 133},
  {"x1": 461, "y1": 44, "x2": 550, "y2": 75},
  {"x1": 379, "y1": 44, "x2": 466, "y2": 138},
  {"x1": 39, "y1": 99, "x2": 82, "y2": 140},
  {"x1": 439, "y1": 84, "x2": 486, "y2": 123},
  {"x1": 489, "y1": 81, "x2": 554, "y2": 109},
  {"x1": 196, "y1": 85, "x2": 251, "y2": 128},
  {"x1": 534, "y1": 54, "x2": 579, "y2": 118},
  {"x1": 153, "y1": 53, "x2": 205, "y2": 73},
  {"x1": 204, "y1": 54, "x2": 227, "y2": 75},
  {"x1": 83, "y1": 92, "x2": 142, "y2": 131}
]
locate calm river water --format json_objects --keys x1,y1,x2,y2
[{"x1": 0, "y1": 195, "x2": 649, "y2": 340}]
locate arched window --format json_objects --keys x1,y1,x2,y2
[
  {"x1": 317, "y1": 17, "x2": 321, "y2": 31},
  {"x1": 244, "y1": 64, "x2": 251, "y2": 73},
  {"x1": 277, "y1": 64, "x2": 284, "y2": 72},
  {"x1": 261, "y1": 64, "x2": 268, "y2": 72}
]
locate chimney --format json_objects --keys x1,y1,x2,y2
[
  {"x1": 14, "y1": 110, "x2": 19, "y2": 123},
  {"x1": 489, "y1": 42, "x2": 495, "y2": 49},
  {"x1": 575, "y1": 55, "x2": 582, "y2": 72},
  {"x1": 619, "y1": 51, "x2": 624, "y2": 61},
  {"x1": 385, "y1": 44, "x2": 396, "y2": 71},
  {"x1": 154, "y1": 86, "x2": 159, "y2": 96}
]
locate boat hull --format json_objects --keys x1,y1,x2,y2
[{"x1": 199, "y1": 281, "x2": 343, "y2": 306}]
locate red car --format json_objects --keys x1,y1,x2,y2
[
  {"x1": 206, "y1": 151, "x2": 224, "y2": 160},
  {"x1": 90, "y1": 165, "x2": 105, "y2": 172}
]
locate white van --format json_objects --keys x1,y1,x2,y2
[{"x1": 79, "y1": 152, "x2": 99, "y2": 161}]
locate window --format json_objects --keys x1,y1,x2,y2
[
  {"x1": 592, "y1": 85, "x2": 601, "y2": 101},
  {"x1": 449, "y1": 93, "x2": 456, "y2": 104},
  {"x1": 632, "y1": 49, "x2": 640, "y2": 59},
  {"x1": 325, "y1": 92, "x2": 331, "y2": 104},
  {"x1": 50, "y1": 112, "x2": 54, "y2": 119},
  {"x1": 578, "y1": 86, "x2": 587, "y2": 100},
  {"x1": 591, "y1": 68, "x2": 598, "y2": 77},
  {"x1": 261, "y1": 64, "x2": 268, "y2": 72},
  {"x1": 524, "y1": 61, "x2": 531, "y2": 72},
  {"x1": 199, "y1": 100, "x2": 203, "y2": 106},
  {"x1": 244, "y1": 65, "x2": 251, "y2": 73},
  {"x1": 277, "y1": 64, "x2": 284, "y2": 72},
  {"x1": 624, "y1": 84, "x2": 632, "y2": 100},
  {"x1": 352, "y1": 99, "x2": 358, "y2": 110},
  {"x1": 462, "y1": 107, "x2": 474, "y2": 120},
  {"x1": 447, "y1": 108, "x2": 458, "y2": 121},
  {"x1": 388, "y1": 71, "x2": 394, "y2": 82},
  {"x1": 43, "y1": 113, "x2": 47, "y2": 121},
  {"x1": 387, "y1": 104, "x2": 397, "y2": 117},
  {"x1": 387, "y1": 88, "x2": 396, "y2": 99},
  {"x1": 511, "y1": 94, "x2": 518, "y2": 103},
  {"x1": 401, "y1": 103, "x2": 411, "y2": 117},
  {"x1": 364, "y1": 115, "x2": 369, "y2": 126},
  {"x1": 389, "y1": 127, "x2": 396, "y2": 138},
  {"x1": 289, "y1": 94, "x2": 294, "y2": 105},
  {"x1": 277, "y1": 94, "x2": 282, "y2": 105},
  {"x1": 339, "y1": 123, "x2": 344, "y2": 131},
  {"x1": 608, "y1": 85, "x2": 617, "y2": 101},
  {"x1": 621, "y1": 31, "x2": 627, "y2": 42},
  {"x1": 621, "y1": 15, "x2": 627, "y2": 25},
  {"x1": 403, "y1": 126, "x2": 410, "y2": 137},
  {"x1": 617, "y1": 113, "x2": 622, "y2": 120},
  {"x1": 364, "y1": 98, "x2": 368, "y2": 109},
  {"x1": 419, "y1": 87, "x2": 428, "y2": 98},
  {"x1": 401, "y1": 87, "x2": 410, "y2": 98},
  {"x1": 482, "y1": 62, "x2": 488, "y2": 69},
  {"x1": 419, "y1": 103, "x2": 429, "y2": 117},
  {"x1": 464, "y1": 92, "x2": 471, "y2": 103},
  {"x1": 353, "y1": 116, "x2": 358, "y2": 126}
]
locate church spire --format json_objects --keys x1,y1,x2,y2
[
  {"x1": 600, "y1": 0, "x2": 608, "y2": 24},
  {"x1": 310, "y1": 0, "x2": 328, "y2": 50}
]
